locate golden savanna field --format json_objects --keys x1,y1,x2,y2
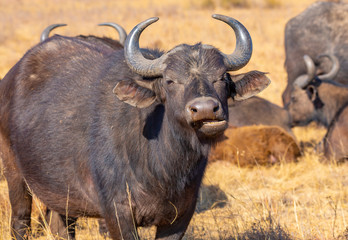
[{"x1": 0, "y1": 0, "x2": 347, "y2": 239}]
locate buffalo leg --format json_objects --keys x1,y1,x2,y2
[
  {"x1": 45, "y1": 209, "x2": 77, "y2": 239},
  {"x1": 155, "y1": 200, "x2": 196, "y2": 240},
  {"x1": 1, "y1": 137, "x2": 32, "y2": 240},
  {"x1": 103, "y1": 204, "x2": 138, "y2": 240},
  {"x1": 98, "y1": 219, "x2": 109, "y2": 238},
  {"x1": 6, "y1": 176, "x2": 32, "y2": 239},
  {"x1": 155, "y1": 213, "x2": 194, "y2": 240}
]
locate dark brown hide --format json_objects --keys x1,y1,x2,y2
[
  {"x1": 287, "y1": 78, "x2": 348, "y2": 162},
  {"x1": 323, "y1": 105, "x2": 348, "y2": 162},
  {"x1": 228, "y1": 96, "x2": 293, "y2": 134},
  {"x1": 39, "y1": 24, "x2": 126, "y2": 238}
]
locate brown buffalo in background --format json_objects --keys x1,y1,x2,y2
[
  {"x1": 210, "y1": 125, "x2": 301, "y2": 167},
  {"x1": 40, "y1": 22, "x2": 127, "y2": 49}
]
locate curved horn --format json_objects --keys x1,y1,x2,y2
[
  {"x1": 98, "y1": 22, "x2": 127, "y2": 46},
  {"x1": 124, "y1": 17, "x2": 167, "y2": 77},
  {"x1": 317, "y1": 54, "x2": 340, "y2": 80},
  {"x1": 212, "y1": 14, "x2": 253, "y2": 71},
  {"x1": 293, "y1": 55, "x2": 316, "y2": 88},
  {"x1": 40, "y1": 24, "x2": 67, "y2": 42}
]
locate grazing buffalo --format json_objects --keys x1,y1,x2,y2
[
  {"x1": 0, "y1": 15, "x2": 270, "y2": 240},
  {"x1": 287, "y1": 55, "x2": 348, "y2": 161},
  {"x1": 227, "y1": 96, "x2": 292, "y2": 134},
  {"x1": 40, "y1": 22, "x2": 127, "y2": 49},
  {"x1": 282, "y1": 1, "x2": 348, "y2": 106}
]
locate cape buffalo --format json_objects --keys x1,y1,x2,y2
[
  {"x1": 287, "y1": 54, "x2": 348, "y2": 161},
  {"x1": 0, "y1": 15, "x2": 270, "y2": 240},
  {"x1": 227, "y1": 96, "x2": 292, "y2": 134},
  {"x1": 282, "y1": 1, "x2": 348, "y2": 106},
  {"x1": 210, "y1": 125, "x2": 301, "y2": 166},
  {"x1": 41, "y1": 22, "x2": 127, "y2": 238},
  {"x1": 40, "y1": 22, "x2": 127, "y2": 49}
]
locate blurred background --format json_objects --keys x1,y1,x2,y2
[{"x1": 0, "y1": 0, "x2": 318, "y2": 106}]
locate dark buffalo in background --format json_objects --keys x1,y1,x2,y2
[
  {"x1": 0, "y1": 15, "x2": 270, "y2": 240},
  {"x1": 40, "y1": 22, "x2": 127, "y2": 239},
  {"x1": 228, "y1": 96, "x2": 292, "y2": 134},
  {"x1": 287, "y1": 54, "x2": 348, "y2": 162},
  {"x1": 40, "y1": 22, "x2": 127, "y2": 49},
  {"x1": 322, "y1": 106, "x2": 348, "y2": 162},
  {"x1": 282, "y1": 1, "x2": 348, "y2": 106}
]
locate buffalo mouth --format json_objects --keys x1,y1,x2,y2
[{"x1": 192, "y1": 119, "x2": 228, "y2": 137}]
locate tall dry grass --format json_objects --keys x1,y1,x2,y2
[{"x1": 0, "y1": 0, "x2": 347, "y2": 239}]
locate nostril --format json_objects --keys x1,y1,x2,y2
[{"x1": 213, "y1": 106, "x2": 219, "y2": 112}]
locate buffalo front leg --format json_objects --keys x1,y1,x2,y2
[
  {"x1": 1, "y1": 135, "x2": 32, "y2": 239},
  {"x1": 98, "y1": 219, "x2": 109, "y2": 238},
  {"x1": 155, "y1": 205, "x2": 196, "y2": 240},
  {"x1": 45, "y1": 208, "x2": 77, "y2": 239},
  {"x1": 103, "y1": 203, "x2": 139, "y2": 240},
  {"x1": 6, "y1": 177, "x2": 32, "y2": 239}
]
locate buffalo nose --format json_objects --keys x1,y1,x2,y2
[{"x1": 187, "y1": 97, "x2": 221, "y2": 121}]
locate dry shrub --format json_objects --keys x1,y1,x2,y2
[
  {"x1": 337, "y1": 227, "x2": 348, "y2": 240},
  {"x1": 200, "y1": 0, "x2": 216, "y2": 9},
  {"x1": 193, "y1": 0, "x2": 283, "y2": 9},
  {"x1": 237, "y1": 219, "x2": 293, "y2": 240},
  {"x1": 210, "y1": 125, "x2": 301, "y2": 166},
  {"x1": 186, "y1": 206, "x2": 294, "y2": 240},
  {"x1": 220, "y1": 0, "x2": 251, "y2": 8},
  {"x1": 190, "y1": 0, "x2": 251, "y2": 9},
  {"x1": 264, "y1": 0, "x2": 282, "y2": 8}
]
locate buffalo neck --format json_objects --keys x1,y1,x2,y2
[
  {"x1": 95, "y1": 52, "x2": 212, "y2": 199},
  {"x1": 318, "y1": 82, "x2": 348, "y2": 126},
  {"x1": 125, "y1": 102, "x2": 211, "y2": 198}
]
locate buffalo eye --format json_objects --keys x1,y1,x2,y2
[
  {"x1": 166, "y1": 80, "x2": 174, "y2": 85},
  {"x1": 290, "y1": 95, "x2": 297, "y2": 103}
]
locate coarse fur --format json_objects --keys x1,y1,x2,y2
[
  {"x1": 287, "y1": 78, "x2": 348, "y2": 162},
  {"x1": 76, "y1": 35, "x2": 124, "y2": 49},
  {"x1": 209, "y1": 125, "x2": 301, "y2": 167},
  {"x1": 282, "y1": 1, "x2": 348, "y2": 106},
  {"x1": 322, "y1": 106, "x2": 348, "y2": 161},
  {"x1": 0, "y1": 28, "x2": 269, "y2": 239},
  {"x1": 227, "y1": 96, "x2": 293, "y2": 134},
  {"x1": 40, "y1": 25, "x2": 126, "y2": 237},
  {"x1": 41, "y1": 25, "x2": 126, "y2": 237}
]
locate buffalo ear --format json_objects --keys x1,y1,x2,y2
[
  {"x1": 230, "y1": 71, "x2": 270, "y2": 101},
  {"x1": 113, "y1": 81, "x2": 156, "y2": 108},
  {"x1": 306, "y1": 85, "x2": 317, "y2": 102}
]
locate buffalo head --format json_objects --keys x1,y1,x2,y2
[
  {"x1": 287, "y1": 54, "x2": 340, "y2": 126},
  {"x1": 114, "y1": 15, "x2": 270, "y2": 138}
]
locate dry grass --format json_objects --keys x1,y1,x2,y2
[{"x1": 0, "y1": 0, "x2": 347, "y2": 239}]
